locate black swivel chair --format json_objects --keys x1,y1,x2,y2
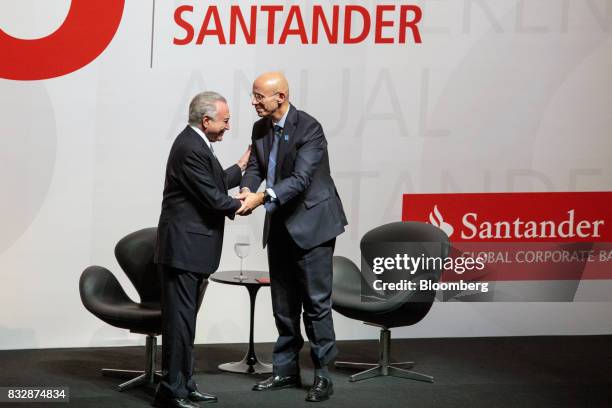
[
  {"x1": 79, "y1": 227, "x2": 208, "y2": 391},
  {"x1": 332, "y1": 221, "x2": 449, "y2": 382}
]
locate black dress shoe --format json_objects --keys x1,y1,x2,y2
[
  {"x1": 306, "y1": 376, "x2": 333, "y2": 402},
  {"x1": 188, "y1": 389, "x2": 217, "y2": 403},
  {"x1": 152, "y1": 392, "x2": 200, "y2": 408},
  {"x1": 252, "y1": 375, "x2": 302, "y2": 391}
]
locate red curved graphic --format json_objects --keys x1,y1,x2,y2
[{"x1": 0, "y1": 0, "x2": 125, "y2": 80}]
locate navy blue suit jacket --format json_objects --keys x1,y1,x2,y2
[{"x1": 241, "y1": 105, "x2": 347, "y2": 249}]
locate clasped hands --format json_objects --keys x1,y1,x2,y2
[{"x1": 235, "y1": 188, "x2": 264, "y2": 216}]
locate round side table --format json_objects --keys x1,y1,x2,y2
[{"x1": 210, "y1": 270, "x2": 273, "y2": 374}]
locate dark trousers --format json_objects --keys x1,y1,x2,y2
[
  {"x1": 267, "y1": 220, "x2": 338, "y2": 376},
  {"x1": 158, "y1": 265, "x2": 207, "y2": 398}
]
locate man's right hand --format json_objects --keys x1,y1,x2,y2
[
  {"x1": 236, "y1": 187, "x2": 250, "y2": 201},
  {"x1": 237, "y1": 145, "x2": 252, "y2": 171},
  {"x1": 236, "y1": 192, "x2": 264, "y2": 216}
]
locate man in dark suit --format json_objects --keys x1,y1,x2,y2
[
  {"x1": 237, "y1": 72, "x2": 348, "y2": 402},
  {"x1": 154, "y1": 91, "x2": 250, "y2": 408}
]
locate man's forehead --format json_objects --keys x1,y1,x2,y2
[
  {"x1": 253, "y1": 79, "x2": 274, "y2": 91},
  {"x1": 215, "y1": 100, "x2": 229, "y2": 113}
]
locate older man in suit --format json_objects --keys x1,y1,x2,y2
[
  {"x1": 237, "y1": 72, "x2": 348, "y2": 402},
  {"x1": 154, "y1": 91, "x2": 250, "y2": 408}
]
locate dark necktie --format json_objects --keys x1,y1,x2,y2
[{"x1": 266, "y1": 125, "x2": 282, "y2": 188}]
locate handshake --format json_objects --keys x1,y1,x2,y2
[
  {"x1": 235, "y1": 188, "x2": 264, "y2": 216},
  {"x1": 233, "y1": 144, "x2": 262, "y2": 216}
]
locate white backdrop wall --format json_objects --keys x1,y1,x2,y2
[{"x1": 1, "y1": 0, "x2": 612, "y2": 350}]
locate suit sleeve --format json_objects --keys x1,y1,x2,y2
[
  {"x1": 224, "y1": 163, "x2": 242, "y2": 189},
  {"x1": 181, "y1": 151, "x2": 241, "y2": 217},
  {"x1": 272, "y1": 121, "x2": 326, "y2": 205}
]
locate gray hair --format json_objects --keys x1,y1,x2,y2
[{"x1": 188, "y1": 91, "x2": 227, "y2": 127}]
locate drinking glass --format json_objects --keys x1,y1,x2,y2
[{"x1": 234, "y1": 235, "x2": 250, "y2": 281}]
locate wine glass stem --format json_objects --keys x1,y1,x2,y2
[{"x1": 240, "y1": 258, "x2": 243, "y2": 275}]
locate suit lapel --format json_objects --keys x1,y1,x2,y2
[
  {"x1": 210, "y1": 150, "x2": 227, "y2": 190},
  {"x1": 263, "y1": 121, "x2": 273, "y2": 171},
  {"x1": 275, "y1": 105, "x2": 298, "y2": 179},
  {"x1": 208, "y1": 146, "x2": 223, "y2": 172},
  {"x1": 189, "y1": 127, "x2": 227, "y2": 190}
]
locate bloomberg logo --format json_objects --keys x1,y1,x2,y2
[
  {"x1": 173, "y1": 3, "x2": 423, "y2": 45},
  {"x1": 0, "y1": 0, "x2": 124, "y2": 80}
]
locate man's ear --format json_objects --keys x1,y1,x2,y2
[
  {"x1": 276, "y1": 92, "x2": 287, "y2": 104},
  {"x1": 201, "y1": 116, "x2": 209, "y2": 131}
]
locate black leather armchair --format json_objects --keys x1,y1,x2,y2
[
  {"x1": 333, "y1": 221, "x2": 449, "y2": 382},
  {"x1": 79, "y1": 227, "x2": 207, "y2": 391}
]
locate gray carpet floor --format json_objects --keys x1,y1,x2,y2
[{"x1": 0, "y1": 336, "x2": 611, "y2": 407}]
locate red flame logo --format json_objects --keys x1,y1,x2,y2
[{"x1": 429, "y1": 205, "x2": 454, "y2": 237}]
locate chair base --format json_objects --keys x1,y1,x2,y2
[
  {"x1": 102, "y1": 369, "x2": 163, "y2": 391},
  {"x1": 335, "y1": 328, "x2": 433, "y2": 383},
  {"x1": 101, "y1": 334, "x2": 162, "y2": 391}
]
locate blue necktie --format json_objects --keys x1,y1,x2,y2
[{"x1": 266, "y1": 125, "x2": 282, "y2": 188}]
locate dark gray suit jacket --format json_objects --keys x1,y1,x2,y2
[
  {"x1": 241, "y1": 105, "x2": 347, "y2": 249},
  {"x1": 155, "y1": 126, "x2": 242, "y2": 274}
]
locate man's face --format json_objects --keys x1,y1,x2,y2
[
  {"x1": 251, "y1": 81, "x2": 280, "y2": 118},
  {"x1": 203, "y1": 101, "x2": 230, "y2": 142}
]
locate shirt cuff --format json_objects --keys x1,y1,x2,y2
[
  {"x1": 266, "y1": 188, "x2": 277, "y2": 200},
  {"x1": 264, "y1": 188, "x2": 279, "y2": 213}
]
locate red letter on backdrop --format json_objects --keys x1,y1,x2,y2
[
  {"x1": 261, "y1": 5, "x2": 284, "y2": 44},
  {"x1": 343, "y1": 6, "x2": 371, "y2": 44},
  {"x1": 279, "y1": 6, "x2": 308, "y2": 44},
  {"x1": 230, "y1": 5, "x2": 257, "y2": 44},
  {"x1": 312, "y1": 5, "x2": 339, "y2": 44},
  {"x1": 399, "y1": 5, "x2": 422, "y2": 43},
  {"x1": 174, "y1": 5, "x2": 194, "y2": 45},
  {"x1": 375, "y1": 5, "x2": 395, "y2": 44},
  {"x1": 0, "y1": 0, "x2": 124, "y2": 80},
  {"x1": 196, "y1": 6, "x2": 227, "y2": 44}
]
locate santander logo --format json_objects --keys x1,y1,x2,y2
[
  {"x1": 429, "y1": 205, "x2": 454, "y2": 238},
  {"x1": 429, "y1": 205, "x2": 603, "y2": 241},
  {"x1": 459, "y1": 209, "x2": 603, "y2": 240},
  {"x1": 0, "y1": 0, "x2": 124, "y2": 80},
  {"x1": 404, "y1": 192, "x2": 610, "y2": 243},
  {"x1": 405, "y1": 192, "x2": 612, "y2": 283}
]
